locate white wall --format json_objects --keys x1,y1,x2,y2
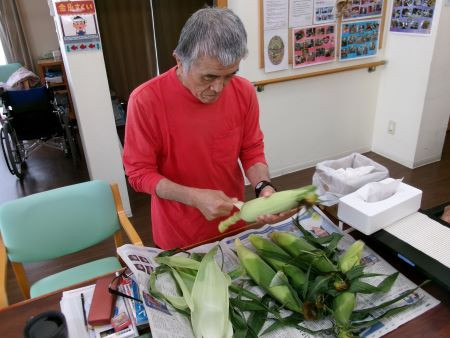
[
  {"x1": 372, "y1": 0, "x2": 445, "y2": 168},
  {"x1": 229, "y1": 0, "x2": 383, "y2": 177},
  {"x1": 414, "y1": 5, "x2": 450, "y2": 166},
  {"x1": 50, "y1": 1, "x2": 131, "y2": 214},
  {"x1": 17, "y1": 0, "x2": 59, "y2": 64}
]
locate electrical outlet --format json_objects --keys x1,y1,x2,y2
[{"x1": 388, "y1": 120, "x2": 396, "y2": 135}]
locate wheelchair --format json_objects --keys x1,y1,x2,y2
[{"x1": 0, "y1": 86, "x2": 78, "y2": 179}]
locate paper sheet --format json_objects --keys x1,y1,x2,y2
[{"x1": 385, "y1": 212, "x2": 450, "y2": 268}]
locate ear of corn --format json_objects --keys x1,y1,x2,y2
[
  {"x1": 191, "y1": 246, "x2": 233, "y2": 338},
  {"x1": 338, "y1": 240, "x2": 365, "y2": 273},
  {"x1": 271, "y1": 232, "x2": 337, "y2": 273},
  {"x1": 249, "y1": 234, "x2": 289, "y2": 271},
  {"x1": 234, "y1": 239, "x2": 303, "y2": 313},
  {"x1": 333, "y1": 292, "x2": 356, "y2": 328},
  {"x1": 249, "y1": 235, "x2": 307, "y2": 291},
  {"x1": 218, "y1": 185, "x2": 318, "y2": 232}
]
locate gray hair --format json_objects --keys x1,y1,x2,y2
[{"x1": 174, "y1": 8, "x2": 248, "y2": 70}]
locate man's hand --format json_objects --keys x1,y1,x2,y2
[
  {"x1": 256, "y1": 186, "x2": 299, "y2": 224},
  {"x1": 192, "y1": 189, "x2": 237, "y2": 221}
]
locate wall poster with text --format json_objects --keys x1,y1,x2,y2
[
  {"x1": 293, "y1": 24, "x2": 336, "y2": 68},
  {"x1": 390, "y1": 0, "x2": 435, "y2": 35},
  {"x1": 342, "y1": 0, "x2": 384, "y2": 21},
  {"x1": 56, "y1": 1, "x2": 102, "y2": 52},
  {"x1": 340, "y1": 20, "x2": 380, "y2": 61}
]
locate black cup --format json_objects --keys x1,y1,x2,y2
[{"x1": 24, "y1": 311, "x2": 68, "y2": 338}]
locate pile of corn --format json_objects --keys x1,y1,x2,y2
[
  {"x1": 233, "y1": 219, "x2": 425, "y2": 337},
  {"x1": 149, "y1": 186, "x2": 425, "y2": 337}
]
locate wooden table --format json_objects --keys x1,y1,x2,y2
[{"x1": 1, "y1": 223, "x2": 449, "y2": 337}]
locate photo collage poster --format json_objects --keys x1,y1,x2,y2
[
  {"x1": 390, "y1": 0, "x2": 436, "y2": 35},
  {"x1": 340, "y1": 20, "x2": 380, "y2": 61},
  {"x1": 263, "y1": 0, "x2": 385, "y2": 73},
  {"x1": 56, "y1": 1, "x2": 102, "y2": 53},
  {"x1": 293, "y1": 24, "x2": 336, "y2": 68},
  {"x1": 343, "y1": 0, "x2": 384, "y2": 21}
]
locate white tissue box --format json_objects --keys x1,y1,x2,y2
[{"x1": 337, "y1": 179, "x2": 422, "y2": 235}]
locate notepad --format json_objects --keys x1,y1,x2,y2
[{"x1": 384, "y1": 212, "x2": 450, "y2": 268}]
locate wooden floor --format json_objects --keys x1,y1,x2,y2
[{"x1": 1, "y1": 131, "x2": 449, "y2": 306}]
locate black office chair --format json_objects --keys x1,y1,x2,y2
[{"x1": 0, "y1": 86, "x2": 78, "y2": 178}]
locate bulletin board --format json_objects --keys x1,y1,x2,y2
[{"x1": 257, "y1": 0, "x2": 388, "y2": 88}]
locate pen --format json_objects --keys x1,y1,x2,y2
[{"x1": 81, "y1": 293, "x2": 88, "y2": 330}]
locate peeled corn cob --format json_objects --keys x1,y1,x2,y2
[
  {"x1": 271, "y1": 232, "x2": 336, "y2": 273},
  {"x1": 249, "y1": 235, "x2": 307, "y2": 290},
  {"x1": 234, "y1": 239, "x2": 303, "y2": 313},
  {"x1": 218, "y1": 185, "x2": 317, "y2": 233}
]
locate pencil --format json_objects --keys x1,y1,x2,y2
[{"x1": 81, "y1": 293, "x2": 88, "y2": 329}]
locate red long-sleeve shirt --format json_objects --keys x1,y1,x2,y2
[{"x1": 123, "y1": 67, "x2": 266, "y2": 249}]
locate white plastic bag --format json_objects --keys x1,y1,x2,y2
[{"x1": 312, "y1": 153, "x2": 389, "y2": 199}]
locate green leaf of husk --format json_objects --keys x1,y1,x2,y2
[
  {"x1": 149, "y1": 269, "x2": 191, "y2": 313},
  {"x1": 350, "y1": 302, "x2": 420, "y2": 329},
  {"x1": 302, "y1": 265, "x2": 312, "y2": 300},
  {"x1": 229, "y1": 284, "x2": 281, "y2": 319},
  {"x1": 230, "y1": 298, "x2": 267, "y2": 312},
  {"x1": 307, "y1": 275, "x2": 333, "y2": 300},
  {"x1": 189, "y1": 252, "x2": 206, "y2": 262},
  {"x1": 229, "y1": 284, "x2": 262, "y2": 302},
  {"x1": 349, "y1": 272, "x2": 399, "y2": 293},
  {"x1": 292, "y1": 216, "x2": 326, "y2": 249},
  {"x1": 257, "y1": 249, "x2": 314, "y2": 273},
  {"x1": 346, "y1": 265, "x2": 365, "y2": 281},
  {"x1": 260, "y1": 312, "x2": 304, "y2": 336},
  {"x1": 350, "y1": 282, "x2": 429, "y2": 321},
  {"x1": 261, "y1": 312, "x2": 332, "y2": 336},
  {"x1": 156, "y1": 248, "x2": 181, "y2": 257},
  {"x1": 228, "y1": 307, "x2": 249, "y2": 338},
  {"x1": 247, "y1": 295, "x2": 271, "y2": 336},
  {"x1": 228, "y1": 265, "x2": 246, "y2": 280},
  {"x1": 155, "y1": 255, "x2": 201, "y2": 270},
  {"x1": 323, "y1": 233, "x2": 344, "y2": 256}
]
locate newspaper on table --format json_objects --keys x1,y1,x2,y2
[{"x1": 117, "y1": 206, "x2": 440, "y2": 338}]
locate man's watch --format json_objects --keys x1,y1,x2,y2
[{"x1": 255, "y1": 180, "x2": 276, "y2": 197}]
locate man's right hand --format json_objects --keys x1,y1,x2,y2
[{"x1": 191, "y1": 189, "x2": 237, "y2": 221}]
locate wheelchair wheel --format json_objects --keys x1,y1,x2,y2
[{"x1": 0, "y1": 125, "x2": 24, "y2": 179}]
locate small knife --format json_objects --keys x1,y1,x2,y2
[{"x1": 233, "y1": 201, "x2": 244, "y2": 210}]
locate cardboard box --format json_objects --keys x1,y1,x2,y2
[{"x1": 337, "y1": 179, "x2": 422, "y2": 235}]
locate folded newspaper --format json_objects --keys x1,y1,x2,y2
[{"x1": 117, "y1": 206, "x2": 439, "y2": 338}]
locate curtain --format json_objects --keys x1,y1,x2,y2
[
  {"x1": 0, "y1": 0, "x2": 34, "y2": 71},
  {"x1": 152, "y1": 0, "x2": 214, "y2": 74},
  {"x1": 95, "y1": 0, "x2": 157, "y2": 102}
]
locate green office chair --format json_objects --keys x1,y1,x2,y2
[{"x1": 0, "y1": 180, "x2": 143, "y2": 307}]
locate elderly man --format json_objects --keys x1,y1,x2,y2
[{"x1": 123, "y1": 8, "x2": 280, "y2": 249}]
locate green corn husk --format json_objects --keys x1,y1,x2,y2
[
  {"x1": 191, "y1": 246, "x2": 233, "y2": 338},
  {"x1": 333, "y1": 292, "x2": 356, "y2": 328},
  {"x1": 234, "y1": 239, "x2": 303, "y2": 313},
  {"x1": 249, "y1": 235, "x2": 307, "y2": 291},
  {"x1": 155, "y1": 255, "x2": 201, "y2": 271},
  {"x1": 219, "y1": 185, "x2": 317, "y2": 233},
  {"x1": 271, "y1": 232, "x2": 336, "y2": 273},
  {"x1": 338, "y1": 240, "x2": 365, "y2": 273}
]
